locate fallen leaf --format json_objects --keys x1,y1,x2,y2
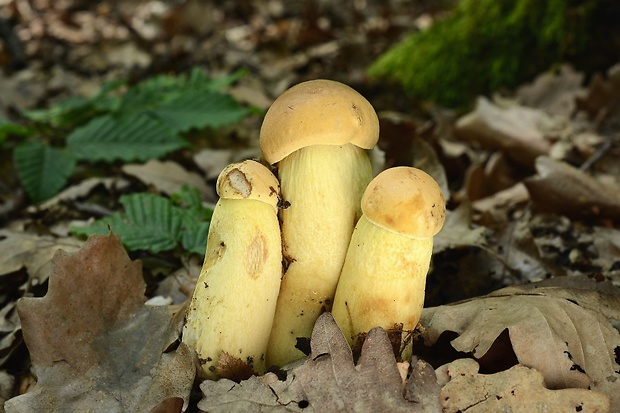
[
  {"x1": 576, "y1": 64, "x2": 620, "y2": 117},
  {"x1": 524, "y1": 156, "x2": 620, "y2": 220},
  {"x1": 454, "y1": 97, "x2": 552, "y2": 168},
  {"x1": 4, "y1": 234, "x2": 195, "y2": 413},
  {"x1": 434, "y1": 202, "x2": 487, "y2": 253},
  {"x1": 420, "y1": 277, "x2": 620, "y2": 410},
  {"x1": 439, "y1": 358, "x2": 609, "y2": 413},
  {"x1": 199, "y1": 313, "x2": 420, "y2": 412},
  {"x1": 516, "y1": 65, "x2": 585, "y2": 117},
  {"x1": 122, "y1": 159, "x2": 214, "y2": 200},
  {"x1": 34, "y1": 177, "x2": 130, "y2": 211},
  {"x1": 0, "y1": 371, "x2": 15, "y2": 412},
  {"x1": 0, "y1": 229, "x2": 83, "y2": 285}
]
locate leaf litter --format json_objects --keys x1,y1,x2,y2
[{"x1": 4, "y1": 234, "x2": 195, "y2": 413}]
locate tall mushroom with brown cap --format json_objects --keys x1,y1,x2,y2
[
  {"x1": 182, "y1": 160, "x2": 282, "y2": 380},
  {"x1": 260, "y1": 79, "x2": 379, "y2": 367},
  {"x1": 331, "y1": 166, "x2": 446, "y2": 361}
]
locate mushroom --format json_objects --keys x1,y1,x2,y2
[
  {"x1": 260, "y1": 79, "x2": 379, "y2": 367},
  {"x1": 331, "y1": 166, "x2": 446, "y2": 360},
  {"x1": 182, "y1": 160, "x2": 282, "y2": 380}
]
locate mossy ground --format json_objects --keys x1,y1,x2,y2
[{"x1": 369, "y1": 0, "x2": 617, "y2": 108}]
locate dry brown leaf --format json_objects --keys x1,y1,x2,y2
[
  {"x1": 434, "y1": 202, "x2": 487, "y2": 253},
  {"x1": 122, "y1": 159, "x2": 214, "y2": 200},
  {"x1": 576, "y1": 64, "x2": 620, "y2": 117},
  {"x1": 0, "y1": 230, "x2": 83, "y2": 285},
  {"x1": 4, "y1": 234, "x2": 195, "y2": 413},
  {"x1": 35, "y1": 177, "x2": 130, "y2": 211},
  {"x1": 454, "y1": 97, "x2": 552, "y2": 168},
  {"x1": 524, "y1": 156, "x2": 620, "y2": 220},
  {"x1": 516, "y1": 65, "x2": 585, "y2": 117},
  {"x1": 199, "y1": 313, "x2": 420, "y2": 412},
  {"x1": 438, "y1": 358, "x2": 609, "y2": 413},
  {"x1": 420, "y1": 277, "x2": 620, "y2": 410}
]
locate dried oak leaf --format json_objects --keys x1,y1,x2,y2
[
  {"x1": 419, "y1": 277, "x2": 620, "y2": 411},
  {"x1": 454, "y1": 97, "x2": 552, "y2": 168},
  {"x1": 199, "y1": 313, "x2": 421, "y2": 412},
  {"x1": 4, "y1": 234, "x2": 195, "y2": 413},
  {"x1": 524, "y1": 156, "x2": 620, "y2": 220},
  {"x1": 438, "y1": 358, "x2": 609, "y2": 413},
  {"x1": 0, "y1": 229, "x2": 83, "y2": 284}
]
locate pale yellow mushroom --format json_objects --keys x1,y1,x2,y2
[
  {"x1": 182, "y1": 160, "x2": 282, "y2": 379},
  {"x1": 331, "y1": 166, "x2": 446, "y2": 361},
  {"x1": 260, "y1": 79, "x2": 379, "y2": 367}
]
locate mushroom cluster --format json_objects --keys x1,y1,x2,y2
[{"x1": 182, "y1": 79, "x2": 446, "y2": 380}]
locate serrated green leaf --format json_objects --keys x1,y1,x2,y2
[
  {"x1": 117, "y1": 70, "x2": 248, "y2": 133},
  {"x1": 181, "y1": 221, "x2": 210, "y2": 255},
  {"x1": 148, "y1": 90, "x2": 248, "y2": 133},
  {"x1": 72, "y1": 193, "x2": 185, "y2": 253},
  {"x1": 66, "y1": 114, "x2": 187, "y2": 162},
  {"x1": 13, "y1": 141, "x2": 76, "y2": 202}
]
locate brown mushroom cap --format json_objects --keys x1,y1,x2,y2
[
  {"x1": 259, "y1": 79, "x2": 379, "y2": 164},
  {"x1": 362, "y1": 167, "x2": 446, "y2": 239},
  {"x1": 216, "y1": 160, "x2": 280, "y2": 211}
]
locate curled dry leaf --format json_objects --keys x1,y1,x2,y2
[
  {"x1": 454, "y1": 97, "x2": 552, "y2": 168},
  {"x1": 199, "y1": 313, "x2": 421, "y2": 413},
  {"x1": 438, "y1": 358, "x2": 609, "y2": 413},
  {"x1": 516, "y1": 64, "x2": 585, "y2": 117},
  {"x1": 0, "y1": 229, "x2": 83, "y2": 285},
  {"x1": 433, "y1": 202, "x2": 487, "y2": 254},
  {"x1": 524, "y1": 156, "x2": 620, "y2": 220},
  {"x1": 122, "y1": 159, "x2": 214, "y2": 200},
  {"x1": 419, "y1": 276, "x2": 620, "y2": 411},
  {"x1": 4, "y1": 234, "x2": 195, "y2": 413}
]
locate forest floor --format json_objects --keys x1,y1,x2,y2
[{"x1": 0, "y1": 1, "x2": 619, "y2": 412}]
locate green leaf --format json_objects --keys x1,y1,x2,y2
[
  {"x1": 73, "y1": 187, "x2": 212, "y2": 255},
  {"x1": 0, "y1": 118, "x2": 34, "y2": 142},
  {"x1": 66, "y1": 114, "x2": 188, "y2": 162},
  {"x1": 73, "y1": 193, "x2": 185, "y2": 253},
  {"x1": 13, "y1": 141, "x2": 76, "y2": 202},
  {"x1": 23, "y1": 80, "x2": 124, "y2": 127},
  {"x1": 180, "y1": 221, "x2": 210, "y2": 255},
  {"x1": 117, "y1": 69, "x2": 248, "y2": 133},
  {"x1": 148, "y1": 90, "x2": 249, "y2": 133}
]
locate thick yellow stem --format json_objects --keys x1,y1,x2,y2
[
  {"x1": 183, "y1": 198, "x2": 282, "y2": 379},
  {"x1": 331, "y1": 214, "x2": 433, "y2": 361},
  {"x1": 267, "y1": 143, "x2": 372, "y2": 367}
]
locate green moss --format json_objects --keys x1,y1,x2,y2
[{"x1": 369, "y1": 0, "x2": 600, "y2": 108}]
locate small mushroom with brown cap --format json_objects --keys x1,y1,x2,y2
[
  {"x1": 331, "y1": 166, "x2": 446, "y2": 361},
  {"x1": 182, "y1": 160, "x2": 283, "y2": 380},
  {"x1": 260, "y1": 79, "x2": 379, "y2": 367}
]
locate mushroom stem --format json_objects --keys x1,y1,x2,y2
[
  {"x1": 331, "y1": 215, "x2": 432, "y2": 360},
  {"x1": 183, "y1": 161, "x2": 282, "y2": 380},
  {"x1": 266, "y1": 143, "x2": 372, "y2": 367},
  {"x1": 331, "y1": 166, "x2": 446, "y2": 361}
]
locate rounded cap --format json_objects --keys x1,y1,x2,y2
[
  {"x1": 216, "y1": 160, "x2": 281, "y2": 212},
  {"x1": 362, "y1": 167, "x2": 446, "y2": 238},
  {"x1": 259, "y1": 79, "x2": 379, "y2": 164}
]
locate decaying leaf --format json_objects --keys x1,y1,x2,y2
[
  {"x1": 454, "y1": 97, "x2": 552, "y2": 168},
  {"x1": 434, "y1": 202, "x2": 487, "y2": 253},
  {"x1": 4, "y1": 234, "x2": 195, "y2": 413},
  {"x1": 524, "y1": 156, "x2": 620, "y2": 220},
  {"x1": 122, "y1": 159, "x2": 214, "y2": 200},
  {"x1": 516, "y1": 65, "x2": 585, "y2": 117},
  {"x1": 0, "y1": 229, "x2": 83, "y2": 285},
  {"x1": 419, "y1": 277, "x2": 620, "y2": 411},
  {"x1": 34, "y1": 177, "x2": 130, "y2": 211},
  {"x1": 438, "y1": 358, "x2": 609, "y2": 413},
  {"x1": 199, "y1": 313, "x2": 421, "y2": 413}
]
